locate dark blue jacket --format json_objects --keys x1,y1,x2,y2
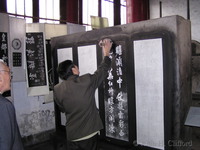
[{"x1": 0, "y1": 95, "x2": 24, "y2": 150}]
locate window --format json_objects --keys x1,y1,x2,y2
[
  {"x1": 25, "y1": 0, "x2": 33, "y2": 23},
  {"x1": 102, "y1": 0, "x2": 126, "y2": 26},
  {"x1": 7, "y1": 0, "x2": 33, "y2": 23},
  {"x1": 7, "y1": 0, "x2": 125, "y2": 26},
  {"x1": 82, "y1": 0, "x2": 98, "y2": 31},
  {"x1": 102, "y1": 0, "x2": 114, "y2": 27},
  {"x1": 121, "y1": 0, "x2": 126, "y2": 25},
  {"x1": 101, "y1": 0, "x2": 114, "y2": 27},
  {"x1": 7, "y1": 0, "x2": 60, "y2": 24},
  {"x1": 39, "y1": 0, "x2": 60, "y2": 24},
  {"x1": 7, "y1": 0, "x2": 16, "y2": 14},
  {"x1": 83, "y1": 0, "x2": 126, "y2": 31}
]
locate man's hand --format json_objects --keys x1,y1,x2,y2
[{"x1": 99, "y1": 38, "x2": 113, "y2": 56}]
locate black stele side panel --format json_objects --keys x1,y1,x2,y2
[
  {"x1": 0, "y1": 32, "x2": 8, "y2": 65},
  {"x1": 26, "y1": 32, "x2": 47, "y2": 87},
  {"x1": 0, "y1": 32, "x2": 10, "y2": 97},
  {"x1": 104, "y1": 41, "x2": 129, "y2": 142}
]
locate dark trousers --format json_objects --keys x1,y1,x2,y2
[{"x1": 67, "y1": 134, "x2": 99, "y2": 150}]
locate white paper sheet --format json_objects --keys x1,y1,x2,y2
[
  {"x1": 78, "y1": 45, "x2": 99, "y2": 108},
  {"x1": 134, "y1": 38, "x2": 164, "y2": 149}
]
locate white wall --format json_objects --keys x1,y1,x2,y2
[
  {"x1": 149, "y1": 0, "x2": 200, "y2": 42},
  {"x1": 13, "y1": 82, "x2": 55, "y2": 137}
]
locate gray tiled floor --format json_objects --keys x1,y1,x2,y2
[
  {"x1": 25, "y1": 135, "x2": 200, "y2": 150},
  {"x1": 25, "y1": 127, "x2": 200, "y2": 150}
]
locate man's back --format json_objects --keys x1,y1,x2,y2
[{"x1": 54, "y1": 73, "x2": 104, "y2": 141}]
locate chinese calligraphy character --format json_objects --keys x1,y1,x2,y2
[
  {"x1": 116, "y1": 67, "x2": 123, "y2": 76},
  {"x1": 116, "y1": 56, "x2": 123, "y2": 67},
  {"x1": 108, "y1": 115, "x2": 115, "y2": 122},
  {"x1": 29, "y1": 73, "x2": 37, "y2": 80},
  {"x1": 116, "y1": 91, "x2": 124, "y2": 102},
  {"x1": 116, "y1": 45, "x2": 122, "y2": 55},
  {"x1": 119, "y1": 120, "x2": 124, "y2": 128},
  {"x1": 28, "y1": 61, "x2": 35, "y2": 69},
  {"x1": 108, "y1": 87, "x2": 114, "y2": 96},
  {"x1": 108, "y1": 81, "x2": 113, "y2": 86},
  {"x1": 1, "y1": 43, "x2": 7, "y2": 53},
  {"x1": 26, "y1": 36, "x2": 35, "y2": 44},
  {"x1": 107, "y1": 68, "x2": 113, "y2": 80},
  {"x1": 2, "y1": 33, "x2": 6, "y2": 42},
  {"x1": 109, "y1": 51, "x2": 113, "y2": 59},
  {"x1": 117, "y1": 76, "x2": 123, "y2": 88},
  {"x1": 26, "y1": 49, "x2": 35, "y2": 57},
  {"x1": 119, "y1": 129, "x2": 125, "y2": 137},
  {"x1": 118, "y1": 101, "x2": 124, "y2": 110},
  {"x1": 109, "y1": 105, "x2": 114, "y2": 113},
  {"x1": 109, "y1": 123, "x2": 115, "y2": 133},
  {"x1": 118, "y1": 111, "x2": 124, "y2": 119},
  {"x1": 108, "y1": 97, "x2": 114, "y2": 105}
]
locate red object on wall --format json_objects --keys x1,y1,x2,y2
[
  {"x1": 60, "y1": 0, "x2": 82, "y2": 24},
  {"x1": 126, "y1": 0, "x2": 149, "y2": 23},
  {"x1": 0, "y1": 0, "x2": 7, "y2": 13},
  {"x1": 66, "y1": 0, "x2": 79, "y2": 24}
]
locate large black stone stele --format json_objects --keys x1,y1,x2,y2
[{"x1": 51, "y1": 15, "x2": 191, "y2": 150}]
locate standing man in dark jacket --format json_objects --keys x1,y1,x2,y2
[
  {"x1": 54, "y1": 39, "x2": 112, "y2": 150},
  {"x1": 0, "y1": 61, "x2": 24, "y2": 150}
]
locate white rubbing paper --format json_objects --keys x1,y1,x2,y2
[
  {"x1": 78, "y1": 45, "x2": 97, "y2": 75},
  {"x1": 57, "y1": 47, "x2": 73, "y2": 125},
  {"x1": 78, "y1": 45, "x2": 99, "y2": 108},
  {"x1": 57, "y1": 47, "x2": 73, "y2": 65},
  {"x1": 134, "y1": 38, "x2": 164, "y2": 149},
  {"x1": 57, "y1": 47, "x2": 73, "y2": 83}
]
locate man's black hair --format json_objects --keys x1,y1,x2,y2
[{"x1": 57, "y1": 60, "x2": 74, "y2": 80}]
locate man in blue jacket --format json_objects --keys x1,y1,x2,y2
[
  {"x1": 0, "y1": 61, "x2": 24, "y2": 150},
  {"x1": 54, "y1": 39, "x2": 112, "y2": 150}
]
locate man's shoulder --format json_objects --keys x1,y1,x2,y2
[
  {"x1": 79, "y1": 73, "x2": 91, "y2": 78},
  {"x1": 0, "y1": 96, "x2": 13, "y2": 109},
  {"x1": 54, "y1": 80, "x2": 68, "y2": 92},
  {"x1": 77, "y1": 73, "x2": 93, "y2": 82},
  {"x1": 0, "y1": 95, "x2": 10, "y2": 103},
  {"x1": 54, "y1": 74, "x2": 91, "y2": 88},
  {"x1": 54, "y1": 82, "x2": 62, "y2": 91},
  {"x1": 68, "y1": 74, "x2": 91, "y2": 82}
]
